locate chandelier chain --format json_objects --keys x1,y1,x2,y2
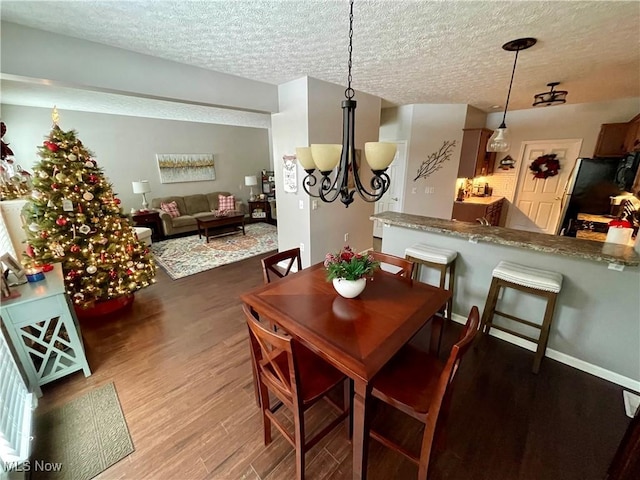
[{"x1": 345, "y1": 0, "x2": 355, "y2": 99}]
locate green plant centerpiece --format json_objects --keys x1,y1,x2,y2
[{"x1": 324, "y1": 246, "x2": 379, "y2": 299}]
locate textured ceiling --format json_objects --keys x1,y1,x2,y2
[{"x1": 1, "y1": 0, "x2": 639, "y2": 119}]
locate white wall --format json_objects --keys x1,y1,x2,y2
[
  {"x1": 1, "y1": 22, "x2": 278, "y2": 114},
  {"x1": 271, "y1": 77, "x2": 312, "y2": 264},
  {"x1": 1, "y1": 105, "x2": 271, "y2": 212},
  {"x1": 403, "y1": 104, "x2": 467, "y2": 218},
  {"x1": 487, "y1": 97, "x2": 640, "y2": 201}
]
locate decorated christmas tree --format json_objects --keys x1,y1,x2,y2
[{"x1": 22, "y1": 109, "x2": 156, "y2": 309}]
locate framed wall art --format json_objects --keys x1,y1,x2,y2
[
  {"x1": 156, "y1": 153, "x2": 215, "y2": 184},
  {"x1": 282, "y1": 154, "x2": 297, "y2": 193}
]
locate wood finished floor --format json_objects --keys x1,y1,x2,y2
[{"x1": 37, "y1": 250, "x2": 631, "y2": 480}]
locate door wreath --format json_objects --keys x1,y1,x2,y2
[{"x1": 529, "y1": 154, "x2": 560, "y2": 179}]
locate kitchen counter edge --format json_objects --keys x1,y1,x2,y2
[{"x1": 371, "y1": 211, "x2": 640, "y2": 267}]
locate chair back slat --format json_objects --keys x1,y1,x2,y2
[
  {"x1": 261, "y1": 248, "x2": 302, "y2": 284},
  {"x1": 244, "y1": 305, "x2": 297, "y2": 398},
  {"x1": 369, "y1": 251, "x2": 415, "y2": 278}
]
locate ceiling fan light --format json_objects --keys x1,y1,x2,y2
[
  {"x1": 533, "y1": 82, "x2": 568, "y2": 107},
  {"x1": 364, "y1": 142, "x2": 397, "y2": 171},
  {"x1": 487, "y1": 127, "x2": 510, "y2": 153},
  {"x1": 295, "y1": 147, "x2": 316, "y2": 170},
  {"x1": 310, "y1": 144, "x2": 342, "y2": 172}
]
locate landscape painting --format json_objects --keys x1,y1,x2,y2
[{"x1": 156, "y1": 154, "x2": 216, "y2": 183}]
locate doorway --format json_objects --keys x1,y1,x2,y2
[
  {"x1": 373, "y1": 141, "x2": 407, "y2": 238},
  {"x1": 507, "y1": 139, "x2": 582, "y2": 234}
]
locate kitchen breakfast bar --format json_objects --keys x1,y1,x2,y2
[{"x1": 372, "y1": 211, "x2": 640, "y2": 390}]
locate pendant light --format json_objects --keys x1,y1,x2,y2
[
  {"x1": 487, "y1": 37, "x2": 537, "y2": 153},
  {"x1": 533, "y1": 82, "x2": 568, "y2": 107},
  {"x1": 296, "y1": 0, "x2": 397, "y2": 207}
]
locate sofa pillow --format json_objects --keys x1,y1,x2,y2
[
  {"x1": 218, "y1": 194, "x2": 235, "y2": 212},
  {"x1": 160, "y1": 201, "x2": 181, "y2": 218}
]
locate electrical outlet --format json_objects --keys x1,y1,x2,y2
[
  {"x1": 299, "y1": 200, "x2": 304, "y2": 210},
  {"x1": 411, "y1": 187, "x2": 417, "y2": 194},
  {"x1": 424, "y1": 186, "x2": 429, "y2": 194},
  {"x1": 425, "y1": 186, "x2": 435, "y2": 194},
  {"x1": 299, "y1": 242, "x2": 304, "y2": 252},
  {"x1": 312, "y1": 200, "x2": 318, "y2": 210},
  {"x1": 344, "y1": 233, "x2": 349, "y2": 242}
]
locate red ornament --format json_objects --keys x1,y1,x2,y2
[
  {"x1": 40, "y1": 231, "x2": 49, "y2": 239},
  {"x1": 55, "y1": 216, "x2": 68, "y2": 226},
  {"x1": 109, "y1": 270, "x2": 117, "y2": 279},
  {"x1": 114, "y1": 198, "x2": 121, "y2": 205},
  {"x1": 26, "y1": 244, "x2": 35, "y2": 257},
  {"x1": 127, "y1": 243, "x2": 133, "y2": 253},
  {"x1": 44, "y1": 141, "x2": 59, "y2": 152},
  {"x1": 70, "y1": 245, "x2": 81, "y2": 253},
  {"x1": 126, "y1": 269, "x2": 134, "y2": 275},
  {"x1": 74, "y1": 185, "x2": 80, "y2": 192},
  {"x1": 88, "y1": 174, "x2": 99, "y2": 183},
  {"x1": 51, "y1": 183, "x2": 59, "y2": 190},
  {"x1": 67, "y1": 270, "x2": 79, "y2": 279}
]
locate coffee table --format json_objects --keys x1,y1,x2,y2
[{"x1": 196, "y1": 213, "x2": 245, "y2": 242}]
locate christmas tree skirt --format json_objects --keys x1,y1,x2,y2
[
  {"x1": 151, "y1": 223, "x2": 278, "y2": 279},
  {"x1": 74, "y1": 294, "x2": 134, "y2": 320}
]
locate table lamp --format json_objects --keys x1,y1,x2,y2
[
  {"x1": 132, "y1": 180, "x2": 151, "y2": 210},
  {"x1": 245, "y1": 175, "x2": 258, "y2": 201}
]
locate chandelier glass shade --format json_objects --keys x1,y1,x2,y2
[
  {"x1": 487, "y1": 37, "x2": 537, "y2": 153},
  {"x1": 297, "y1": 0, "x2": 396, "y2": 207},
  {"x1": 533, "y1": 82, "x2": 568, "y2": 107}
]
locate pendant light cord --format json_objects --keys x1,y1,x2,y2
[
  {"x1": 345, "y1": 0, "x2": 355, "y2": 100},
  {"x1": 500, "y1": 48, "x2": 520, "y2": 127}
]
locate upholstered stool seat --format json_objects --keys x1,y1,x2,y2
[
  {"x1": 481, "y1": 261, "x2": 563, "y2": 373},
  {"x1": 133, "y1": 227, "x2": 153, "y2": 246},
  {"x1": 405, "y1": 243, "x2": 458, "y2": 353}
]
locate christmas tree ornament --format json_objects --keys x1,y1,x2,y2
[
  {"x1": 70, "y1": 245, "x2": 80, "y2": 253},
  {"x1": 68, "y1": 153, "x2": 77, "y2": 161},
  {"x1": 28, "y1": 222, "x2": 40, "y2": 232},
  {"x1": 91, "y1": 216, "x2": 99, "y2": 223},
  {"x1": 44, "y1": 140, "x2": 59, "y2": 152},
  {"x1": 55, "y1": 216, "x2": 68, "y2": 226},
  {"x1": 98, "y1": 237, "x2": 108, "y2": 245},
  {"x1": 26, "y1": 245, "x2": 35, "y2": 257},
  {"x1": 32, "y1": 190, "x2": 43, "y2": 200},
  {"x1": 47, "y1": 199, "x2": 55, "y2": 208},
  {"x1": 137, "y1": 263, "x2": 145, "y2": 269},
  {"x1": 83, "y1": 192, "x2": 94, "y2": 201},
  {"x1": 51, "y1": 183, "x2": 59, "y2": 190},
  {"x1": 109, "y1": 270, "x2": 117, "y2": 279},
  {"x1": 55, "y1": 173, "x2": 66, "y2": 181},
  {"x1": 128, "y1": 282, "x2": 137, "y2": 290},
  {"x1": 127, "y1": 261, "x2": 134, "y2": 267},
  {"x1": 39, "y1": 171, "x2": 49, "y2": 178},
  {"x1": 88, "y1": 174, "x2": 99, "y2": 183},
  {"x1": 62, "y1": 198, "x2": 73, "y2": 211},
  {"x1": 84, "y1": 160, "x2": 94, "y2": 168},
  {"x1": 126, "y1": 269, "x2": 133, "y2": 275},
  {"x1": 74, "y1": 292, "x2": 84, "y2": 300},
  {"x1": 40, "y1": 231, "x2": 48, "y2": 239},
  {"x1": 86, "y1": 265, "x2": 97, "y2": 274},
  {"x1": 78, "y1": 224, "x2": 91, "y2": 234}
]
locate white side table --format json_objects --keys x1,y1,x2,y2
[{"x1": 0, "y1": 263, "x2": 91, "y2": 396}]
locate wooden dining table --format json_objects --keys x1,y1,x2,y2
[{"x1": 240, "y1": 262, "x2": 451, "y2": 480}]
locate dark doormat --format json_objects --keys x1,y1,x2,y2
[{"x1": 31, "y1": 382, "x2": 134, "y2": 480}]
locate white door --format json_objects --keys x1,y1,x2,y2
[
  {"x1": 507, "y1": 139, "x2": 582, "y2": 234},
  {"x1": 373, "y1": 141, "x2": 406, "y2": 238}
]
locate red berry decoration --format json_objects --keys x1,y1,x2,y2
[
  {"x1": 51, "y1": 183, "x2": 59, "y2": 190},
  {"x1": 109, "y1": 270, "x2": 117, "y2": 279},
  {"x1": 55, "y1": 216, "x2": 68, "y2": 226},
  {"x1": 44, "y1": 141, "x2": 59, "y2": 152},
  {"x1": 67, "y1": 270, "x2": 78, "y2": 279},
  {"x1": 40, "y1": 231, "x2": 49, "y2": 239}
]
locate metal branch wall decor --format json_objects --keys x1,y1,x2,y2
[{"x1": 414, "y1": 140, "x2": 456, "y2": 181}]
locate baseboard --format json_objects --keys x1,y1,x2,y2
[{"x1": 451, "y1": 313, "x2": 640, "y2": 393}]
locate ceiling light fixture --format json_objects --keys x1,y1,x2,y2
[
  {"x1": 487, "y1": 37, "x2": 537, "y2": 153},
  {"x1": 533, "y1": 82, "x2": 567, "y2": 107},
  {"x1": 296, "y1": 0, "x2": 397, "y2": 207}
]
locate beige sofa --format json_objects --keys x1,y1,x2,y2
[{"x1": 151, "y1": 192, "x2": 245, "y2": 237}]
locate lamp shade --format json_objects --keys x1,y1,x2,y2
[
  {"x1": 365, "y1": 142, "x2": 397, "y2": 171},
  {"x1": 487, "y1": 127, "x2": 510, "y2": 153},
  {"x1": 244, "y1": 175, "x2": 258, "y2": 187},
  {"x1": 132, "y1": 180, "x2": 151, "y2": 194},
  {"x1": 310, "y1": 144, "x2": 342, "y2": 172},
  {"x1": 296, "y1": 147, "x2": 316, "y2": 170}
]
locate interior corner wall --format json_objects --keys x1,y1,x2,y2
[
  {"x1": 380, "y1": 105, "x2": 413, "y2": 142},
  {"x1": 464, "y1": 106, "x2": 487, "y2": 129},
  {"x1": 307, "y1": 78, "x2": 382, "y2": 263},
  {"x1": 403, "y1": 104, "x2": 467, "y2": 219},
  {"x1": 271, "y1": 77, "x2": 312, "y2": 265},
  {"x1": 1, "y1": 104, "x2": 270, "y2": 212}
]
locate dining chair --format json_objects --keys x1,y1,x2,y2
[
  {"x1": 244, "y1": 305, "x2": 349, "y2": 480},
  {"x1": 261, "y1": 247, "x2": 302, "y2": 284},
  {"x1": 367, "y1": 306, "x2": 480, "y2": 480},
  {"x1": 369, "y1": 251, "x2": 415, "y2": 278}
]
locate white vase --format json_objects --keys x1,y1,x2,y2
[{"x1": 332, "y1": 277, "x2": 366, "y2": 299}]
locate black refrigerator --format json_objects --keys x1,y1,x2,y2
[{"x1": 557, "y1": 152, "x2": 640, "y2": 234}]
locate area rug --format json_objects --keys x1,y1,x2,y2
[
  {"x1": 31, "y1": 382, "x2": 133, "y2": 480},
  {"x1": 151, "y1": 222, "x2": 278, "y2": 279}
]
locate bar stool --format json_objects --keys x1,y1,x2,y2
[
  {"x1": 481, "y1": 261, "x2": 563, "y2": 374},
  {"x1": 405, "y1": 243, "x2": 458, "y2": 352}
]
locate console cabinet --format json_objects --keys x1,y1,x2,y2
[
  {"x1": 457, "y1": 128, "x2": 496, "y2": 178},
  {"x1": 0, "y1": 264, "x2": 91, "y2": 396},
  {"x1": 452, "y1": 197, "x2": 504, "y2": 226}
]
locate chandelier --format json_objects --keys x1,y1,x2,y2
[
  {"x1": 296, "y1": 0, "x2": 397, "y2": 207},
  {"x1": 487, "y1": 37, "x2": 537, "y2": 153},
  {"x1": 533, "y1": 82, "x2": 568, "y2": 107}
]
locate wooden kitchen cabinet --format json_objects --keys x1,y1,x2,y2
[
  {"x1": 594, "y1": 123, "x2": 630, "y2": 157},
  {"x1": 457, "y1": 128, "x2": 496, "y2": 178},
  {"x1": 624, "y1": 113, "x2": 640, "y2": 153},
  {"x1": 452, "y1": 197, "x2": 504, "y2": 226}
]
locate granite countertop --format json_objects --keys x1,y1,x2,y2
[
  {"x1": 454, "y1": 196, "x2": 504, "y2": 205},
  {"x1": 371, "y1": 211, "x2": 640, "y2": 267}
]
